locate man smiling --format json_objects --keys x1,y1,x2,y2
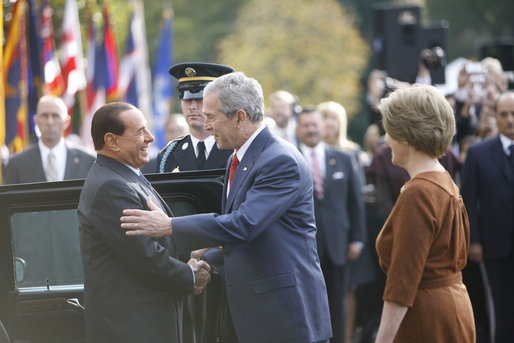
[{"x1": 78, "y1": 102, "x2": 210, "y2": 343}]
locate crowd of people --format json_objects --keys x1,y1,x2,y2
[{"x1": 1, "y1": 55, "x2": 513, "y2": 343}]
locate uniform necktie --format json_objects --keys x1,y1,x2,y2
[
  {"x1": 228, "y1": 155, "x2": 239, "y2": 186},
  {"x1": 311, "y1": 150, "x2": 324, "y2": 200},
  {"x1": 197, "y1": 141, "x2": 206, "y2": 168},
  {"x1": 45, "y1": 152, "x2": 58, "y2": 181}
]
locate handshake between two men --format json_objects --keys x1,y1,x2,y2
[
  {"x1": 187, "y1": 256, "x2": 211, "y2": 295},
  {"x1": 121, "y1": 197, "x2": 212, "y2": 296}
]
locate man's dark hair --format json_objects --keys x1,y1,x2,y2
[
  {"x1": 92, "y1": 102, "x2": 136, "y2": 150},
  {"x1": 296, "y1": 106, "x2": 318, "y2": 123}
]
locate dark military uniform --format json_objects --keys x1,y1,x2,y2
[{"x1": 155, "y1": 135, "x2": 232, "y2": 173}]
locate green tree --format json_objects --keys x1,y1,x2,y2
[{"x1": 218, "y1": 0, "x2": 369, "y2": 118}]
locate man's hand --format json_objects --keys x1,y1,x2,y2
[
  {"x1": 188, "y1": 258, "x2": 211, "y2": 295},
  {"x1": 469, "y1": 242, "x2": 483, "y2": 263},
  {"x1": 121, "y1": 197, "x2": 172, "y2": 237}
]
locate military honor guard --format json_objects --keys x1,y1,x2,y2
[{"x1": 156, "y1": 63, "x2": 234, "y2": 173}]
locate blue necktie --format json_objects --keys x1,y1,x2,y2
[{"x1": 139, "y1": 171, "x2": 151, "y2": 186}]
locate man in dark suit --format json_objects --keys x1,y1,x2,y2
[
  {"x1": 296, "y1": 107, "x2": 366, "y2": 343},
  {"x1": 78, "y1": 102, "x2": 211, "y2": 343},
  {"x1": 121, "y1": 72, "x2": 332, "y2": 343},
  {"x1": 461, "y1": 91, "x2": 514, "y2": 343},
  {"x1": 156, "y1": 63, "x2": 234, "y2": 173},
  {"x1": 4, "y1": 96, "x2": 95, "y2": 184}
]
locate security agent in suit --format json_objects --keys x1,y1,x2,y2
[
  {"x1": 156, "y1": 63, "x2": 234, "y2": 173},
  {"x1": 461, "y1": 91, "x2": 514, "y2": 343},
  {"x1": 296, "y1": 108, "x2": 366, "y2": 343},
  {"x1": 121, "y1": 72, "x2": 333, "y2": 343},
  {"x1": 4, "y1": 96, "x2": 95, "y2": 184},
  {"x1": 78, "y1": 102, "x2": 210, "y2": 343}
]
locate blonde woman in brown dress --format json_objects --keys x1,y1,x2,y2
[{"x1": 374, "y1": 84, "x2": 475, "y2": 343}]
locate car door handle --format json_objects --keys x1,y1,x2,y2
[
  {"x1": 66, "y1": 298, "x2": 85, "y2": 311},
  {"x1": 18, "y1": 297, "x2": 84, "y2": 313}
]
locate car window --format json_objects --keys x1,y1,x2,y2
[
  {"x1": 9, "y1": 198, "x2": 200, "y2": 290},
  {"x1": 11, "y1": 209, "x2": 83, "y2": 289}
]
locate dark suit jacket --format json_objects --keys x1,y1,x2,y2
[
  {"x1": 310, "y1": 146, "x2": 366, "y2": 266},
  {"x1": 172, "y1": 126, "x2": 332, "y2": 343},
  {"x1": 461, "y1": 136, "x2": 514, "y2": 259},
  {"x1": 156, "y1": 135, "x2": 232, "y2": 173},
  {"x1": 78, "y1": 154, "x2": 194, "y2": 343},
  {"x1": 3, "y1": 143, "x2": 95, "y2": 184}
]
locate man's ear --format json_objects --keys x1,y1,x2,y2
[
  {"x1": 235, "y1": 110, "x2": 247, "y2": 125},
  {"x1": 104, "y1": 133, "x2": 120, "y2": 151}
]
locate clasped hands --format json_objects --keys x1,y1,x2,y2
[
  {"x1": 121, "y1": 197, "x2": 211, "y2": 295},
  {"x1": 188, "y1": 258, "x2": 211, "y2": 295}
]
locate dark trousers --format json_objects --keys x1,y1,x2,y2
[
  {"x1": 217, "y1": 285, "x2": 239, "y2": 343},
  {"x1": 485, "y1": 248, "x2": 514, "y2": 343},
  {"x1": 321, "y1": 257, "x2": 346, "y2": 343}
]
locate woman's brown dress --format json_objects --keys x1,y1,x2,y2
[{"x1": 376, "y1": 171, "x2": 475, "y2": 342}]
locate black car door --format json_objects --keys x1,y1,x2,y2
[{"x1": 0, "y1": 169, "x2": 224, "y2": 343}]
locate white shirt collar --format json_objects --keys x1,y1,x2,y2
[
  {"x1": 234, "y1": 123, "x2": 266, "y2": 162},
  {"x1": 39, "y1": 138, "x2": 67, "y2": 181},
  {"x1": 190, "y1": 134, "x2": 215, "y2": 158},
  {"x1": 299, "y1": 141, "x2": 326, "y2": 176},
  {"x1": 499, "y1": 134, "x2": 514, "y2": 155}
]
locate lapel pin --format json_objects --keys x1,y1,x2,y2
[
  {"x1": 329, "y1": 158, "x2": 336, "y2": 166},
  {"x1": 243, "y1": 167, "x2": 248, "y2": 171},
  {"x1": 182, "y1": 142, "x2": 189, "y2": 150},
  {"x1": 74, "y1": 157, "x2": 80, "y2": 164}
]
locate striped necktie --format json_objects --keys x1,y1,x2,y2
[{"x1": 45, "y1": 152, "x2": 58, "y2": 181}]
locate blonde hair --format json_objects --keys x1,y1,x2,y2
[
  {"x1": 317, "y1": 101, "x2": 358, "y2": 151},
  {"x1": 378, "y1": 84, "x2": 455, "y2": 158}
]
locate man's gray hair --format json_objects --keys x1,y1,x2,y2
[{"x1": 203, "y1": 72, "x2": 264, "y2": 122}]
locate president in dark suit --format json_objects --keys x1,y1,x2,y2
[
  {"x1": 4, "y1": 96, "x2": 95, "y2": 184},
  {"x1": 155, "y1": 63, "x2": 234, "y2": 173},
  {"x1": 461, "y1": 91, "x2": 514, "y2": 343},
  {"x1": 121, "y1": 72, "x2": 332, "y2": 343},
  {"x1": 296, "y1": 107, "x2": 366, "y2": 343},
  {"x1": 78, "y1": 102, "x2": 210, "y2": 343}
]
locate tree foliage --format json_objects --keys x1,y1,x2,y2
[
  {"x1": 424, "y1": 0, "x2": 514, "y2": 60},
  {"x1": 218, "y1": 0, "x2": 369, "y2": 117}
]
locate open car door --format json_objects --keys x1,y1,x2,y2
[{"x1": 0, "y1": 169, "x2": 224, "y2": 343}]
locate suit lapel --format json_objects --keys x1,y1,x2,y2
[
  {"x1": 63, "y1": 145, "x2": 75, "y2": 179},
  {"x1": 324, "y1": 148, "x2": 336, "y2": 191},
  {"x1": 32, "y1": 145, "x2": 47, "y2": 181},
  {"x1": 97, "y1": 155, "x2": 172, "y2": 216},
  {"x1": 225, "y1": 127, "x2": 271, "y2": 212},
  {"x1": 490, "y1": 136, "x2": 513, "y2": 184}
]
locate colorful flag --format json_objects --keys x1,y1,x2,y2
[
  {"x1": 118, "y1": 1, "x2": 152, "y2": 127},
  {"x1": 4, "y1": 0, "x2": 29, "y2": 152},
  {"x1": 81, "y1": 13, "x2": 106, "y2": 152},
  {"x1": 60, "y1": 0, "x2": 86, "y2": 118},
  {"x1": 27, "y1": 0, "x2": 44, "y2": 140},
  {"x1": 0, "y1": 2, "x2": 4, "y2": 171},
  {"x1": 102, "y1": 4, "x2": 118, "y2": 100},
  {"x1": 41, "y1": 0, "x2": 65, "y2": 96},
  {"x1": 152, "y1": 12, "x2": 174, "y2": 149}
]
